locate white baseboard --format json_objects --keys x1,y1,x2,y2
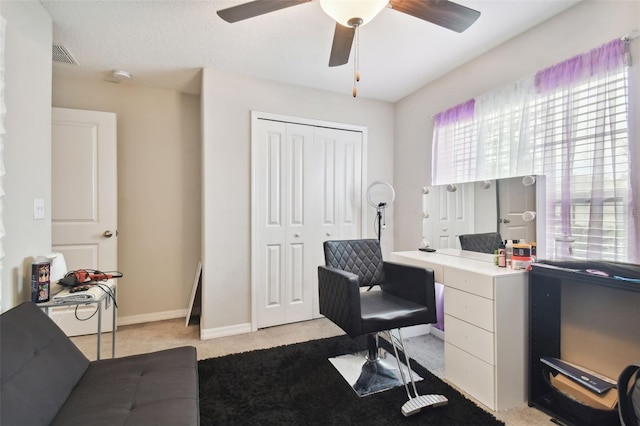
[
  {"x1": 394, "y1": 324, "x2": 444, "y2": 340},
  {"x1": 401, "y1": 324, "x2": 431, "y2": 338},
  {"x1": 117, "y1": 308, "x2": 187, "y2": 326},
  {"x1": 430, "y1": 326, "x2": 444, "y2": 340},
  {"x1": 200, "y1": 322, "x2": 252, "y2": 340}
]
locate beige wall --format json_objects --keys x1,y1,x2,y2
[
  {"x1": 52, "y1": 75, "x2": 201, "y2": 322},
  {"x1": 394, "y1": 0, "x2": 640, "y2": 251},
  {"x1": 1, "y1": 1, "x2": 52, "y2": 311},
  {"x1": 201, "y1": 69, "x2": 395, "y2": 335}
]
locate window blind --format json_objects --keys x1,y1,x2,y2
[
  {"x1": 430, "y1": 38, "x2": 634, "y2": 262},
  {"x1": 537, "y1": 68, "x2": 630, "y2": 261}
]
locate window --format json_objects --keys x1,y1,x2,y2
[
  {"x1": 537, "y1": 66, "x2": 630, "y2": 261},
  {"x1": 431, "y1": 39, "x2": 636, "y2": 262}
]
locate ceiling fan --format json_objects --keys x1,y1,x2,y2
[{"x1": 217, "y1": 0, "x2": 481, "y2": 67}]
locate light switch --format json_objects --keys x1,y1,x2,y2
[{"x1": 33, "y1": 198, "x2": 45, "y2": 220}]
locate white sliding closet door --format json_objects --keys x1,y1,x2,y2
[
  {"x1": 313, "y1": 126, "x2": 362, "y2": 317},
  {"x1": 252, "y1": 115, "x2": 364, "y2": 329}
]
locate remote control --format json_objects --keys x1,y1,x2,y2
[{"x1": 419, "y1": 247, "x2": 436, "y2": 252}]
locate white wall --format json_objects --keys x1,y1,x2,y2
[
  {"x1": 52, "y1": 75, "x2": 201, "y2": 322},
  {"x1": 394, "y1": 0, "x2": 640, "y2": 251},
  {"x1": 0, "y1": 1, "x2": 52, "y2": 311},
  {"x1": 201, "y1": 69, "x2": 394, "y2": 335}
]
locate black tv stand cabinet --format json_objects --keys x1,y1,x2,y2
[{"x1": 528, "y1": 260, "x2": 640, "y2": 426}]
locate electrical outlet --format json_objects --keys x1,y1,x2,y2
[{"x1": 33, "y1": 198, "x2": 45, "y2": 220}]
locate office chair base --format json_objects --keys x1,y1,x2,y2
[{"x1": 328, "y1": 348, "x2": 423, "y2": 397}]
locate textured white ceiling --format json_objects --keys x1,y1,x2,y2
[{"x1": 41, "y1": 0, "x2": 581, "y2": 102}]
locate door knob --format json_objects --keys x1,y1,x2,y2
[
  {"x1": 326, "y1": 232, "x2": 331, "y2": 236},
  {"x1": 294, "y1": 233, "x2": 300, "y2": 237},
  {"x1": 103, "y1": 230, "x2": 114, "y2": 238}
]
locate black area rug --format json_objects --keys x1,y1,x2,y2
[{"x1": 198, "y1": 335, "x2": 505, "y2": 425}]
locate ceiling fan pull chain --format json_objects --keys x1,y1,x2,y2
[
  {"x1": 356, "y1": 24, "x2": 360, "y2": 82},
  {"x1": 353, "y1": 24, "x2": 360, "y2": 98}
]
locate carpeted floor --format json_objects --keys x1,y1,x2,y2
[{"x1": 198, "y1": 335, "x2": 505, "y2": 426}]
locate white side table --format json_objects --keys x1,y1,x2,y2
[{"x1": 38, "y1": 281, "x2": 117, "y2": 360}]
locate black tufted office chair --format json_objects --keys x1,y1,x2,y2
[
  {"x1": 458, "y1": 232, "x2": 503, "y2": 254},
  {"x1": 618, "y1": 364, "x2": 640, "y2": 426},
  {"x1": 318, "y1": 239, "x2": 447, "y2": 416}
]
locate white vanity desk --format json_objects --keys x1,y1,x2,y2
[{"x1": 389, "y1": 249, "x2": 528, "y2": 411}]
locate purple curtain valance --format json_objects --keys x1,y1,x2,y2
[
  {"x1": 535, "y1": 38, "x2": 627, "y2": 93},
  {"x1": 433, "y1": 98, "x2": 475, "y2": 127}
]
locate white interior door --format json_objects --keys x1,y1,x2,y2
[
  {"x1": 313, "y1": 126, "x2": 362, "y2": 317},
  {"x1": 252, "y1": 115, "x2": 364, "y2": 328},
  {"x1": 253, "y1": 120, "x2": 316, "y2": 328},
  {"x1": 498, "y1": 176, "x2": 536, "y2": 242},
  {"x1": 429, "y1": 183, "x2": 474, "y2": 249},
  {"x1": 51, "y1": 107, "x2": 118, "y2": 336}
]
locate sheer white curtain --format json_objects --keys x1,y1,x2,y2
[
  {"x1": 474, "y1": 77, "x2": 536, "y2": 180},
  {"x1": 431, "y1": 38, "x2": 636, "y2": 262},
  {"x1": 432, "y1": 78, "x2": 538, "y2": 184},
  {"x1": 431, "y1": 99, "x2": 477, "y2": 185},
  {"x1": 532, "y1": 39, "x2": 633, "y2": 261}
]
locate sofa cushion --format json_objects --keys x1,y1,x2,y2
[
  {"x1": 1, "y1": 302, "x2": 91, "y2": 426},
  {"x1": 51, "y1": 346, "x2": 200, "y2": 426}
]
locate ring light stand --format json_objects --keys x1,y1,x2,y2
[{"x1": 366, "y1": 181, "x2": 395, "y2": 242}]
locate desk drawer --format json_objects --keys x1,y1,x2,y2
[
  {"x1": 444, "y1": 267, "x2": 494, "y2": 299},
  {"x1": 444, "y1": 287, "x2": 494, "y2": 332},
  {"x1": 445, "y1": 314, "x2": 494, "y2": 365},
  {"x1": 445, "y1": 342, "x2": 495, "y2": 410}
]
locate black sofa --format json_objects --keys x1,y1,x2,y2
[{"x1": 1, "y1": 302, "x2": 200, "y2": 426}]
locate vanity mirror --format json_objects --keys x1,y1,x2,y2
[{"x1": 421, "y1": 175, "x2": 545, "y2": 256}]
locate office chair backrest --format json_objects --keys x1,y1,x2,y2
[
  {"x1": 618, "y1": 364, "x2": 640, "y2": 426},
  {"x1": 323, "y1": 239, "x2": 385, "y2": 288},
  {"x1": 458, "y1": 232, "x2": 503, "y2": 254}
]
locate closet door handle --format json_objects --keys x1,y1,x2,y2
[{"x1": 294, "y1": 233, "x2": 301, "y2": 237}]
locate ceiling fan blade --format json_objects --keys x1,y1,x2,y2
[
  {"x1": 328, "y1": 24, "x2": 355, "y2": 67},
  {"x1": 217, "y1": 0, "x2": 310, "y2": 23},
  {"x1": 389, "y1": 0, "x2": 480, "y2": 33}
]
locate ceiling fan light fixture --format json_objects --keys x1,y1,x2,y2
[{"x1": 320, "y1": 0, "x2": 388, "y2": 27}]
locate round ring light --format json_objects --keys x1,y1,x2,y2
[{"x1": 366, "y1": 180, "x2": 395, "y2": 208}]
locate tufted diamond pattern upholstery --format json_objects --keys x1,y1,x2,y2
[
  {"x1": 318, "y1": 239, "x2": 437, "y2": 338},
  {"x1": 458, "y1": 232, "x2": 503, "y2": 254},
  {"x1": 324, "y1": 239, "x2": 385, "y2": 287}
]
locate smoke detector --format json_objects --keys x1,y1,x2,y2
[{"x1": 104, "y1": 69, "x2": 132, "y2": 84}]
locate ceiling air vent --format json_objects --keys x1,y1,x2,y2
[{"x1": 52, "y1": 44, "x2": 78, "y2": 65}]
